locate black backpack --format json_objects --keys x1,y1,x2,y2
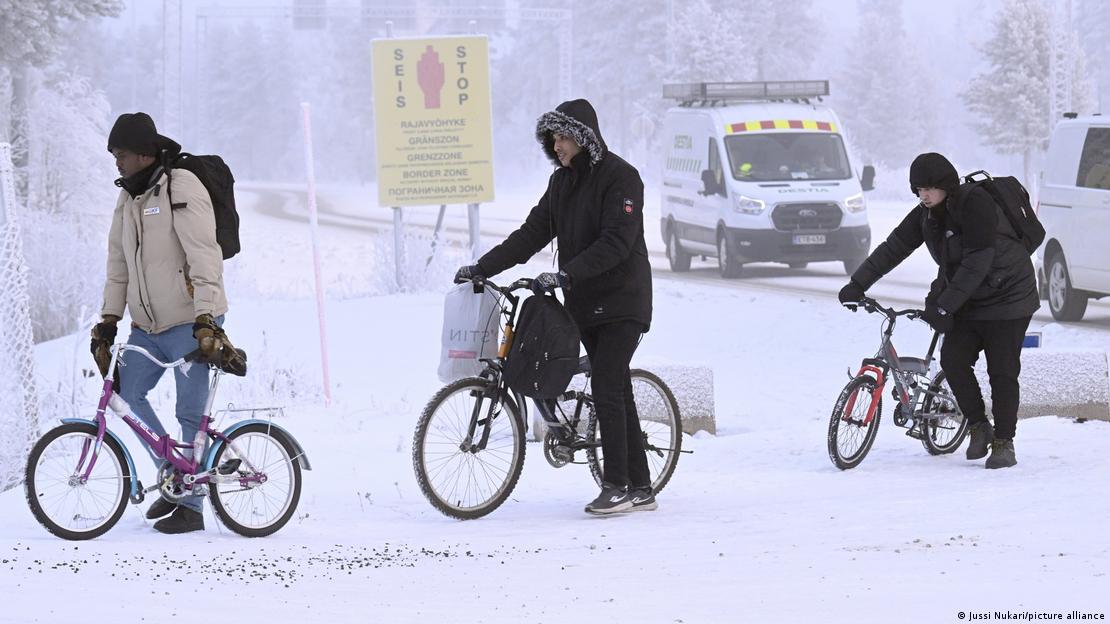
[
  {"x1": 166, "y1": 153, "x2": 241, "y2": 260},
  {"x1": 502, "y1": 295, "x2": 581, "y2": 399},
  {"x1": 961, "y1": 170, "x2": 1045, "y2": 255}
]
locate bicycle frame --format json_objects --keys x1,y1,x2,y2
[
  {"x1": 844, "y1": 298, "x2": 954, "y2": 428},
  {"x1": 71, "y1": 344, "x2": 274, "y2": 503}
]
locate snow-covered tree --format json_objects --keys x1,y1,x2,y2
[
  {"x1": 667, "y1": 0, "x2": 745, "y2": 83},
  {"x1": 0, "y1": 0, "x2": 122, "y2": 164},
  {"x1": 964, "y1": 0, "x2": 1092, "y2": 182},
  {"x1": 836, "y1": 0, "x2": 939, "y2": 168}
]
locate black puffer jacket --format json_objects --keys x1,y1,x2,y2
[
  {"x1": 477, "y1": 99, "x2": 652, "y2": 331},
  {"x1": 852, "y1": 184, "x2": 1039, "y2": 320}
]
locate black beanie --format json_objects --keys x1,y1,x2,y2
[
  {"x1": 909, "y1": 152, "x2": 959, "y2": 195},
  {"x1": 107, "y1": 112, "x2": 169, "y2": 156}
]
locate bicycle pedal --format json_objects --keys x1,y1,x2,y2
[
  {"x1": 217, "y1": 458, "x2": 243, "y2": 475},
  {"x1": 905, "y1": 427, "x2": 924, "y2": 440}
]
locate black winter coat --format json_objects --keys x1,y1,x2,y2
[
  {"x1": 852, "y1": 184, "x2": 1039, "y2": 320},
  {"x1": 477, "y1": 99, "x2": 653, "y2": 331}
]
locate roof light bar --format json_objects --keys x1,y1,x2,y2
[{"x1": 663, "y1": 80, "x2": 830, "y2": 102}]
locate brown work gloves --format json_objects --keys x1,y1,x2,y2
[
  {"x1": 192, "y1": 314, "x2": 247, "y2": 376},
  {"x1": 90, "y1": 315, "x2": 120, "y2": 378}
]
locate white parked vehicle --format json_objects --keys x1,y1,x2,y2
[
  {"x1": 1037, "y1": 114, "x2": 1110, "y2": 321},
  {"x1": 660, "y1": 81, "x2": 875, "y2": 278}
]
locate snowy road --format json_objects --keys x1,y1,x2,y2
[{"x1": 2, "y1": 183, "x2": 1108, "y2": 623}]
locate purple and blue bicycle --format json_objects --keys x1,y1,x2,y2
[{"x1": 24, "y1": 343, "x2": 311, "y2": 540}]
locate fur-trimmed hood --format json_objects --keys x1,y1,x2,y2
[{"x1": 535, "y1": 99, "x2": 608, "y2": 167}]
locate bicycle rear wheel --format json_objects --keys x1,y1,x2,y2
[
  {"x1": 413, "y1": 377, "x2": 525, "y2": 520},
  {"x1": 827, "y1": 375, "x2": 882, "y2": 470},
  {"x1": 920, "y1": 371, "x2": 969, "y2": 455},
  {"x1": 209, "y1": 423, "x2": 303, "y2": 537},
  {"x1": 586, "y1": 369, "x2": 683, "y2": 494},
  {"x1": 25, "y1": 422, "x2": 131, "y2": 540}
]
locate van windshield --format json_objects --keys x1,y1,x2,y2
[{"x1": 724, "y1": 133, "x2": 852, "y2": 182}]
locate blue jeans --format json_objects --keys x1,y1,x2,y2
[{"x1": 119, "y1": 316, "x2": 222, "y2": 512}]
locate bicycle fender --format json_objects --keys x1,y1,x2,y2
[
  {"x1": 204, "y1": 420, "x2": 312, "y2": 471},
  {"x1": 60, "y1": 418, "x2": 141, "y2": 499}
]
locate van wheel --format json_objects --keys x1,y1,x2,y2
[
  {"x1": 1047, "y1": 252, "x2": 1088, "y2": 321},
  {"x1": 667, "y1": 228, "x2": 692, "y2": 272},
  {"x1": 717, "y1": 232, "x2": 743, "y2": 278}
]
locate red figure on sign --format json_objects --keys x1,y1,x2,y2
[{"x1": 417, "y1": 45, "x2": 445, "y2": 109}]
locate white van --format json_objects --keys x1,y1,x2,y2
[
  {"x1": 660, "y1": 81, "x2": 875, "y2": 277},
  {"x1": 1038, "y1": 113, "x2": 1110, "y2": 321}
]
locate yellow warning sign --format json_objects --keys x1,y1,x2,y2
[{"x1": 372, "y1": 36, "x2": 495, "y2": 206}]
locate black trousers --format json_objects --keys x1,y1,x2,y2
[
  {"x1": 580, "y1": 321, "x2": 650, "y2": 489},
  {"x1": 939, "y1": 316, "x2": 1032, "y2": 441}
]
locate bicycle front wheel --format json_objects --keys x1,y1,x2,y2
[
  {"x1": 209, "y1": 423, "x2": 303, "y2": 537},
  {"x1": 586, "y1": 369, "x2": 683, "y2": 494},
  {"x1": 920, "y1": 371, "x2": 969, "y2": 455},
  {"x1": 827, "y1": 376, "x2": 882, "y2": 470},
  {"x1": 413, "y1": 377, "x2": 526, "y2": 520},
  {"x1": 25, "y1": 422, "x2": 131, "y2": 540}
]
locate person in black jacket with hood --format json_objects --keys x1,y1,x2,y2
[
  {"x1": 838, "y1": 153, "x2": 1039, "y2": 469},
  {"x1": 455, "y1": 99, "x2": 654, "y2": 514}
]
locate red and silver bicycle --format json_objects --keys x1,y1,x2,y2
[{"x1": 827, "y1": 296, "x2": 969, "y2": 470}]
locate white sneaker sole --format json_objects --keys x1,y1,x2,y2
[
  {"x1": 629, "y1": 500, "x2": 658, "y2": 512},
  {"x1": 584, "y1": 500, "x2": 634, "y2": 515}
]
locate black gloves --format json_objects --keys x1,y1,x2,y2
[
  {"x1": 90, "y1": 316, "x2": 120, "y2": 378},
  {"x1": 922, "y1": 303, "x2": 954, "y2": 334},
  {"x1": 532, "y1": 270, "x2": 570, "y2": 295},
  {"x1": 454, "y1": 264, "x2": 484, "y2": 283},
  {"x1": 838, "y1": 281, "x2": 865, "y2": 306}
]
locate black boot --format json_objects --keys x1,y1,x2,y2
[
  {"x1": 145, "y1": 497, "x2": 177, "y2": 520},
  {"x1": 153, "y1": 506, "x2": 204, "y2": 534},
  {"x1": 985, "y1": 439, "x2": 1017, "y2": 469},
  {"x1": 965, "y1": 421, "x2": 994, "y2": 460}
]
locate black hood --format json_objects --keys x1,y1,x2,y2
[
  {"x1": 909, "y1": 152, "x2": 959, "y2": 195},
  {"x1": 535, "y1": 99, "x2": 608, "y2": 167}
]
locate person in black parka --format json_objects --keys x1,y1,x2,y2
[
  {"x1": 455, "y1": 98, "x2": 655, "y2": 514},
  {"x1": 838, "y1": 153, "x2": 1039, "y2": 469}
]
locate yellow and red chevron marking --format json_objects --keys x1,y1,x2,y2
[{"x1": 725, "y1": 120, "x2": 838, "y2": 134}]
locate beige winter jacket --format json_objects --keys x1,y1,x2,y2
[{"x1": 101, "y1": 169, "x2": 228, "y2": 334}]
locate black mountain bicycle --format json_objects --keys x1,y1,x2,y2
[{"x1": 413, "y1": 277, "x2": 684, "y2": 519}]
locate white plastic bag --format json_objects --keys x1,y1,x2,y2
[{"x1": 437, "y1": 283, "x2": 501, "y2": 383}]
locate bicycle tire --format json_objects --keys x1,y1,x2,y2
[
  {"x1": 586, "y1": 369, "x2": 683, "y2": 494},
  {"x1": 413, "y1": 376, "x2": 526, "y2": 520},
  {"x1": 209, "y1": 423, "x2": 304, "y2": 537},
  {"x1": 827, "y1": 375, "x2": 882, "y2": 470},
  {"x1": 920, "y1": 371, "x2": 969, "y2": 455},
  {"x1": 25, "y1": 422, "x2": 131, "y2": 540}
]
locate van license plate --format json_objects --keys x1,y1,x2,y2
[{"x1": 793, "y1": 234, "x2": 826, "y2": 245}]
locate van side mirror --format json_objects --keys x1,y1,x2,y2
[
  {"x1": 700, "y1": 169, "x2": 725, "y2": 197},
  {"x1": 861, "y1": 165, "x2": 876, "y2": 192}
]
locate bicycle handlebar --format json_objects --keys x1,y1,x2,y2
[
  {"x1": 456, "y1": 276, "x2": 536, "y2": 297},
  {"x1": 110, "y1": 343, "x2": 201, "y2": 370},
  {"x1": 842, "y1": 296, "x2": 924, "y2": 321}
]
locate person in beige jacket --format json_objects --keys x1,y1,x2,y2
[{"x1": 90, "y1": 112, "x2": 232, "y2": 534}]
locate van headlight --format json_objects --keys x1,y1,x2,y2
[
  {"x1": 845, "y1": 193, "x2": 866, "y2": 213},
  {"x1": 733, "y1": 195, "x2": 766, "y2": 215}
]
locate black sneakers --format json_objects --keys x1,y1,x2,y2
[
  {"x1": 584, "y1": 483, "x2": 632, "y2": 515},
  {"x1": 966, "y1": 421, "x2": 994, "y2": 460},
  {"x1": 629, "y1": 487, "x2": 657, "y2": 512},
  {"x1": 153, "y1": 506, "x2": 204, "y2": 534},
  {"x1": 145, "y1": 497, "x2": 177, "y2": 520},
  {"x1": 985, "y1": 439, "x2": 1017, "y2": 469}
]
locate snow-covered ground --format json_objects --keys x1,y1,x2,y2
[{"x1": 2, "y1": 185, "x2": 1108, "y2": 623}]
